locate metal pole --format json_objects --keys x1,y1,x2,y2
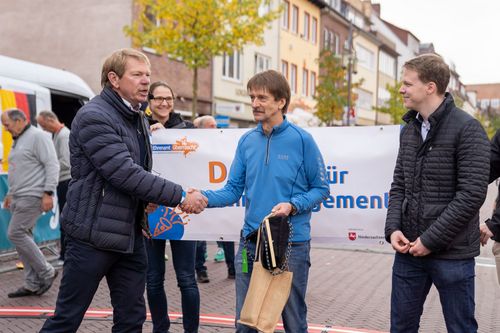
[{"x1": 346, "y1": 21, "x2": 353, "y2": 126}]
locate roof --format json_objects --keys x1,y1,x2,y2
[{"x1": 0, "y1": 55, "x2": 94, "y2": 99}]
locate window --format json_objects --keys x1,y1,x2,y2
[
  {"x1": 492, "y1": 99, "x2": 500, "y2": 108},
  {"x1": 302, "y1": 69, "x2": 309, "y2": 96},
  {"x1": 480, "y1": 99, "x2": 490, "y2": 109},
  {"x1": 378, "y1": 87, "x2": 390, "y2": 107},
  {"x1": 379, "y1": 51, "x2": 396, "y2": 77},
  {"x1": 282, "y1": 1, "x2": 289, "y2": 29},
  {"x1": 292, "y1": 5, "x2": 299, "y2": 34},
  {"x1": 281, "y1": 60, "x2": 289, "y2": 79},
  {"x1": 222, "y1": 51, "x2": 241, "y2": 80},
  {"x1": 355, "y1": 44, "x2": 375, "y2": 71},
  {"x1": 303, "y1": 12, "x2": 310, "y2": 40},
  {"x1": 255, "y1": 53, "x2": 271, "y2": 74},
  {"x1": 290, "y1": 64, "x2": 297, "y2": 94},
  {"x1": 323, "y1": 29, "x2": 340, "y2": 54},
  {"x1": 311, "y1": 17, "x2": 318, "y2": 44},
  {"x1": 356, "y1": 89, "x2": 373, "y2": 110},
  {"x1": 310, "y1": 71, "x2": 317, "y2": 97}
]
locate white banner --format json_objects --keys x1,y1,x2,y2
[{"x1": 150, "y1": 125, "x2": 400, "y2": 246}]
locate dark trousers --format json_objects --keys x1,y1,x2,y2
[
  {"x1": 146, "y1": 239, "x2": 199, "y2": 333},
  {"x1": 56, "y1": 179, "x2": 70, "y2": 260},
  {"x1": 217, "y1": 241, "x2": 235, "y2": 274},
  {"x1": 390, "y1": 252, "x2": 477, "y2": 333},
  {"x1": 40, "y1": 232, "x2": 147, "y2": 333}
]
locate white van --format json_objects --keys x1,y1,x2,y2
[{"x1": 0, "y1": 55, "x2": 94, "y2": 169}]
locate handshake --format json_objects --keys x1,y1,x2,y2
[{"x1": 179, "y1": 188, "x2": 208, "y2": 214}]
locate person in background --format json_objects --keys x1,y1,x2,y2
[
  {"x1": 384, "y1": 54, "x2": 490, "y2": 333},
  {"x1": 36, "y1": 110, "x2": 71, "y2": 265},
  {"x1": 3, "y1": 108, "x2": 60, "y2": 298},
  {"x1": 193, "y1": 115, "x2": 236, "y2": 282},
  {"x1": 40, "y1": 49, "x2": 206, "y2": 333},
  {"x1": 146, "y1": 80, "x2": 200, "y2": 333},
  {"x1": 480, "y1": 129, "x2": 500, "y2": 285}
]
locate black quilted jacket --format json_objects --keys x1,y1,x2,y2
[
  {"x1": 61, "y1": 87, "x2": 183, "y2": 253},
  {"x1": 385, "y1": 93, "x2": 490, "y2": 259}
]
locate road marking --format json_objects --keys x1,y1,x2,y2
[{"x1": 0, "y1": 307, "x2": 386, "y2": 332}]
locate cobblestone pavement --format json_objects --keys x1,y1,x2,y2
[
  {"x1": 1, "y1": 185, "x2": 499, "y2": 333},
  {"x1": 0, "y1": 241, "x2": 499, "y2": 333}
]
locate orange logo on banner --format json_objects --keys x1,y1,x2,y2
[
  {"x1": 153, "y1": 208, "x2": 188, "y2": 237},
  {"x1": 172, "y1": 137, "x2": 199, "y2": 157}
]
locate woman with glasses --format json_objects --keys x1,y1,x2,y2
[{"x1": 145, "y1": 81, "x2": 199, "y2": 333}]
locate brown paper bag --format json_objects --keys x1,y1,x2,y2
[{"x1": 238, "y1": 214, "x2": 293, "y2": 333}]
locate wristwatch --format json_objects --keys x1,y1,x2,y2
[{"x1": 44, "y1": 191, "x2": 54, "y2": 196}]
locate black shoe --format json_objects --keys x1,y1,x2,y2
[
  {"x1": 36, "y1": 270, "x2": 59, "y2": 296},
  {"x1": 197, "y1": 270, "x2": 210, "y2": 283},
  {"x1": 8, "y1": 287, "x2": 38, "y2": 298},
  {"x1": 227, "y1": 270, "x2": 236, "y2": 279}
]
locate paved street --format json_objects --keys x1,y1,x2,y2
[
  {"x1": 1, "y1": 185, "x2": 499, "y2": 333},
  {"x1": 0, "y1": 241, "x2": 499, "y2": 333}
]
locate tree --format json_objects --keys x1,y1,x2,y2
[
  {"x1": 125, "y1": 0, "x2": 281, "y2": 119},
  {"x1": 373, "y1": 81, "x2": 406, "y2": 125},
  {"x1": 314, "y1": 49, "x2": 362, "y2": 126}
]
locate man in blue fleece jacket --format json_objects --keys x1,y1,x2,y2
[{"x1": 201, "y1": 70, "x2": 330, "y2": 332}]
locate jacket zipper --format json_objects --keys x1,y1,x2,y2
[{"x1": 265, "y1": 131, "x2": 274, "y2": 165}]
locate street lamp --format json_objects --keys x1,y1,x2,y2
[{"x1": 342, "y1": 21, "x2": 357, "y2": 126}]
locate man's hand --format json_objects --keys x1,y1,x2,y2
[
  {"x1": 41, "y1": 193, "x2": 54, "y2": 212},
  {"x1": 271, "y1": 202, "x2": 293, "y2": 217},
  {"x1": 3, "y1": 195, "x2": 11, "y2": 210},
  {"x1": 145, "y1": 203, "x2": 159, "y2": 214},
  {"x1": 180, "y1": 188, "x2": 208, "y2": 214},
  {"x1": 480, "y1": 223, "x2": 494, "y2": 246},
  {"x1": 390, "y1": 230, "x2": 411, "y2": 253},
  {"x1": 409, "y1": 237, "x2": 431, "y2": 257}
]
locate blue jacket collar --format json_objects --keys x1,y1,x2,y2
[{"x1": 256, "y1": 116, "x2": 290, "y2": 135}]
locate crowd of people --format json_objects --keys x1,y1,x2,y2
[{"x1": 2, "y1": 48, "x2": 500, "y2": 333}]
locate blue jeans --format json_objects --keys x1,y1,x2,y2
[
  {"x1": 145, "y1": 239, "x2": 199, "y2": 333},
  {"x1": 391, "y1": 252, "x2": 477, "y2": 333},
  {"x1": 235, "y1": 238, "x2": 310, "y2": 333}
]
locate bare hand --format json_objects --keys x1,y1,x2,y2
[
  {"x1": 180, "y1": 188, "x2": 208, "y2": 214},
  {"x1": 390, "y1": 230, "x2": 410, "y2": 253},
  {"x1": 3, "y1": 195, "x2": 11, "y2": 210},
  {"x1": 145, "y1": 203, "x2": 159, "y2": 214},
  {"x1": 408, "y1": 237, "x2": 431, "y2": 257},
  {"x1": 41, "y1": 193, "x2": 54, "y2": 212},
  {"x1": 480, "y1": 223, "x2": 494, "y2": 246},
  {"x1": 271, "y1": 202, "x2": 293, "y2": 217},
  {"x1": 150, "y1": 123, "x2": 165, "y2": 132}
]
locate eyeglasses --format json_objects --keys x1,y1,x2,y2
[{"x1": 151, "y1": 96, "x2": 174, "y2": 103}]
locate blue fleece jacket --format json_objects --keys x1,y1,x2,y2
[{"x1": 203, "y1": 118, "x2": 330, "y2": 242}]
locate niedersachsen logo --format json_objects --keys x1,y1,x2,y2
[{"x1": 153, "y1": 137, "x2": 199, "y2": 157}]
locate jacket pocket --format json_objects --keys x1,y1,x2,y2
[{"x1": 422, "y1": 204, "x2": 447, "y2": 219}]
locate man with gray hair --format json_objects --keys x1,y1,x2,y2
[
  {"x1": 1, "y1": 108, "x2": 60, "y2": 298},
  {"x1": 36, "y1": 111, "x2": 71, "y2": 264}
]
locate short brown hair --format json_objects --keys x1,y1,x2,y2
[
  {"x1": 403, "y1": 54, "x2": 450, "y2": 95},
  {"x1": 247, "y1": 70, "x2": 291, "y2": 113},
  {"x1": 101, "y1": 48, "x2": 151, "y2": 88},
  {"x1": 148, "y1": 81, "x2": 175, "y2": 100}
]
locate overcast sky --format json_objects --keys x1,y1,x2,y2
[{"x1": 374, "y1": 0, "x2": 499, "y2": 84}]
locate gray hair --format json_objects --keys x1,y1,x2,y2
[
  {"x1": 4, "y1": 108, "x2": 27, "y2": 122},
  {"x1": 195, "y1": 115, "x2": 216, "y2": 128},
  {"x1": 38, "y1": 110, "x2": 59, "y2": 121}
]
